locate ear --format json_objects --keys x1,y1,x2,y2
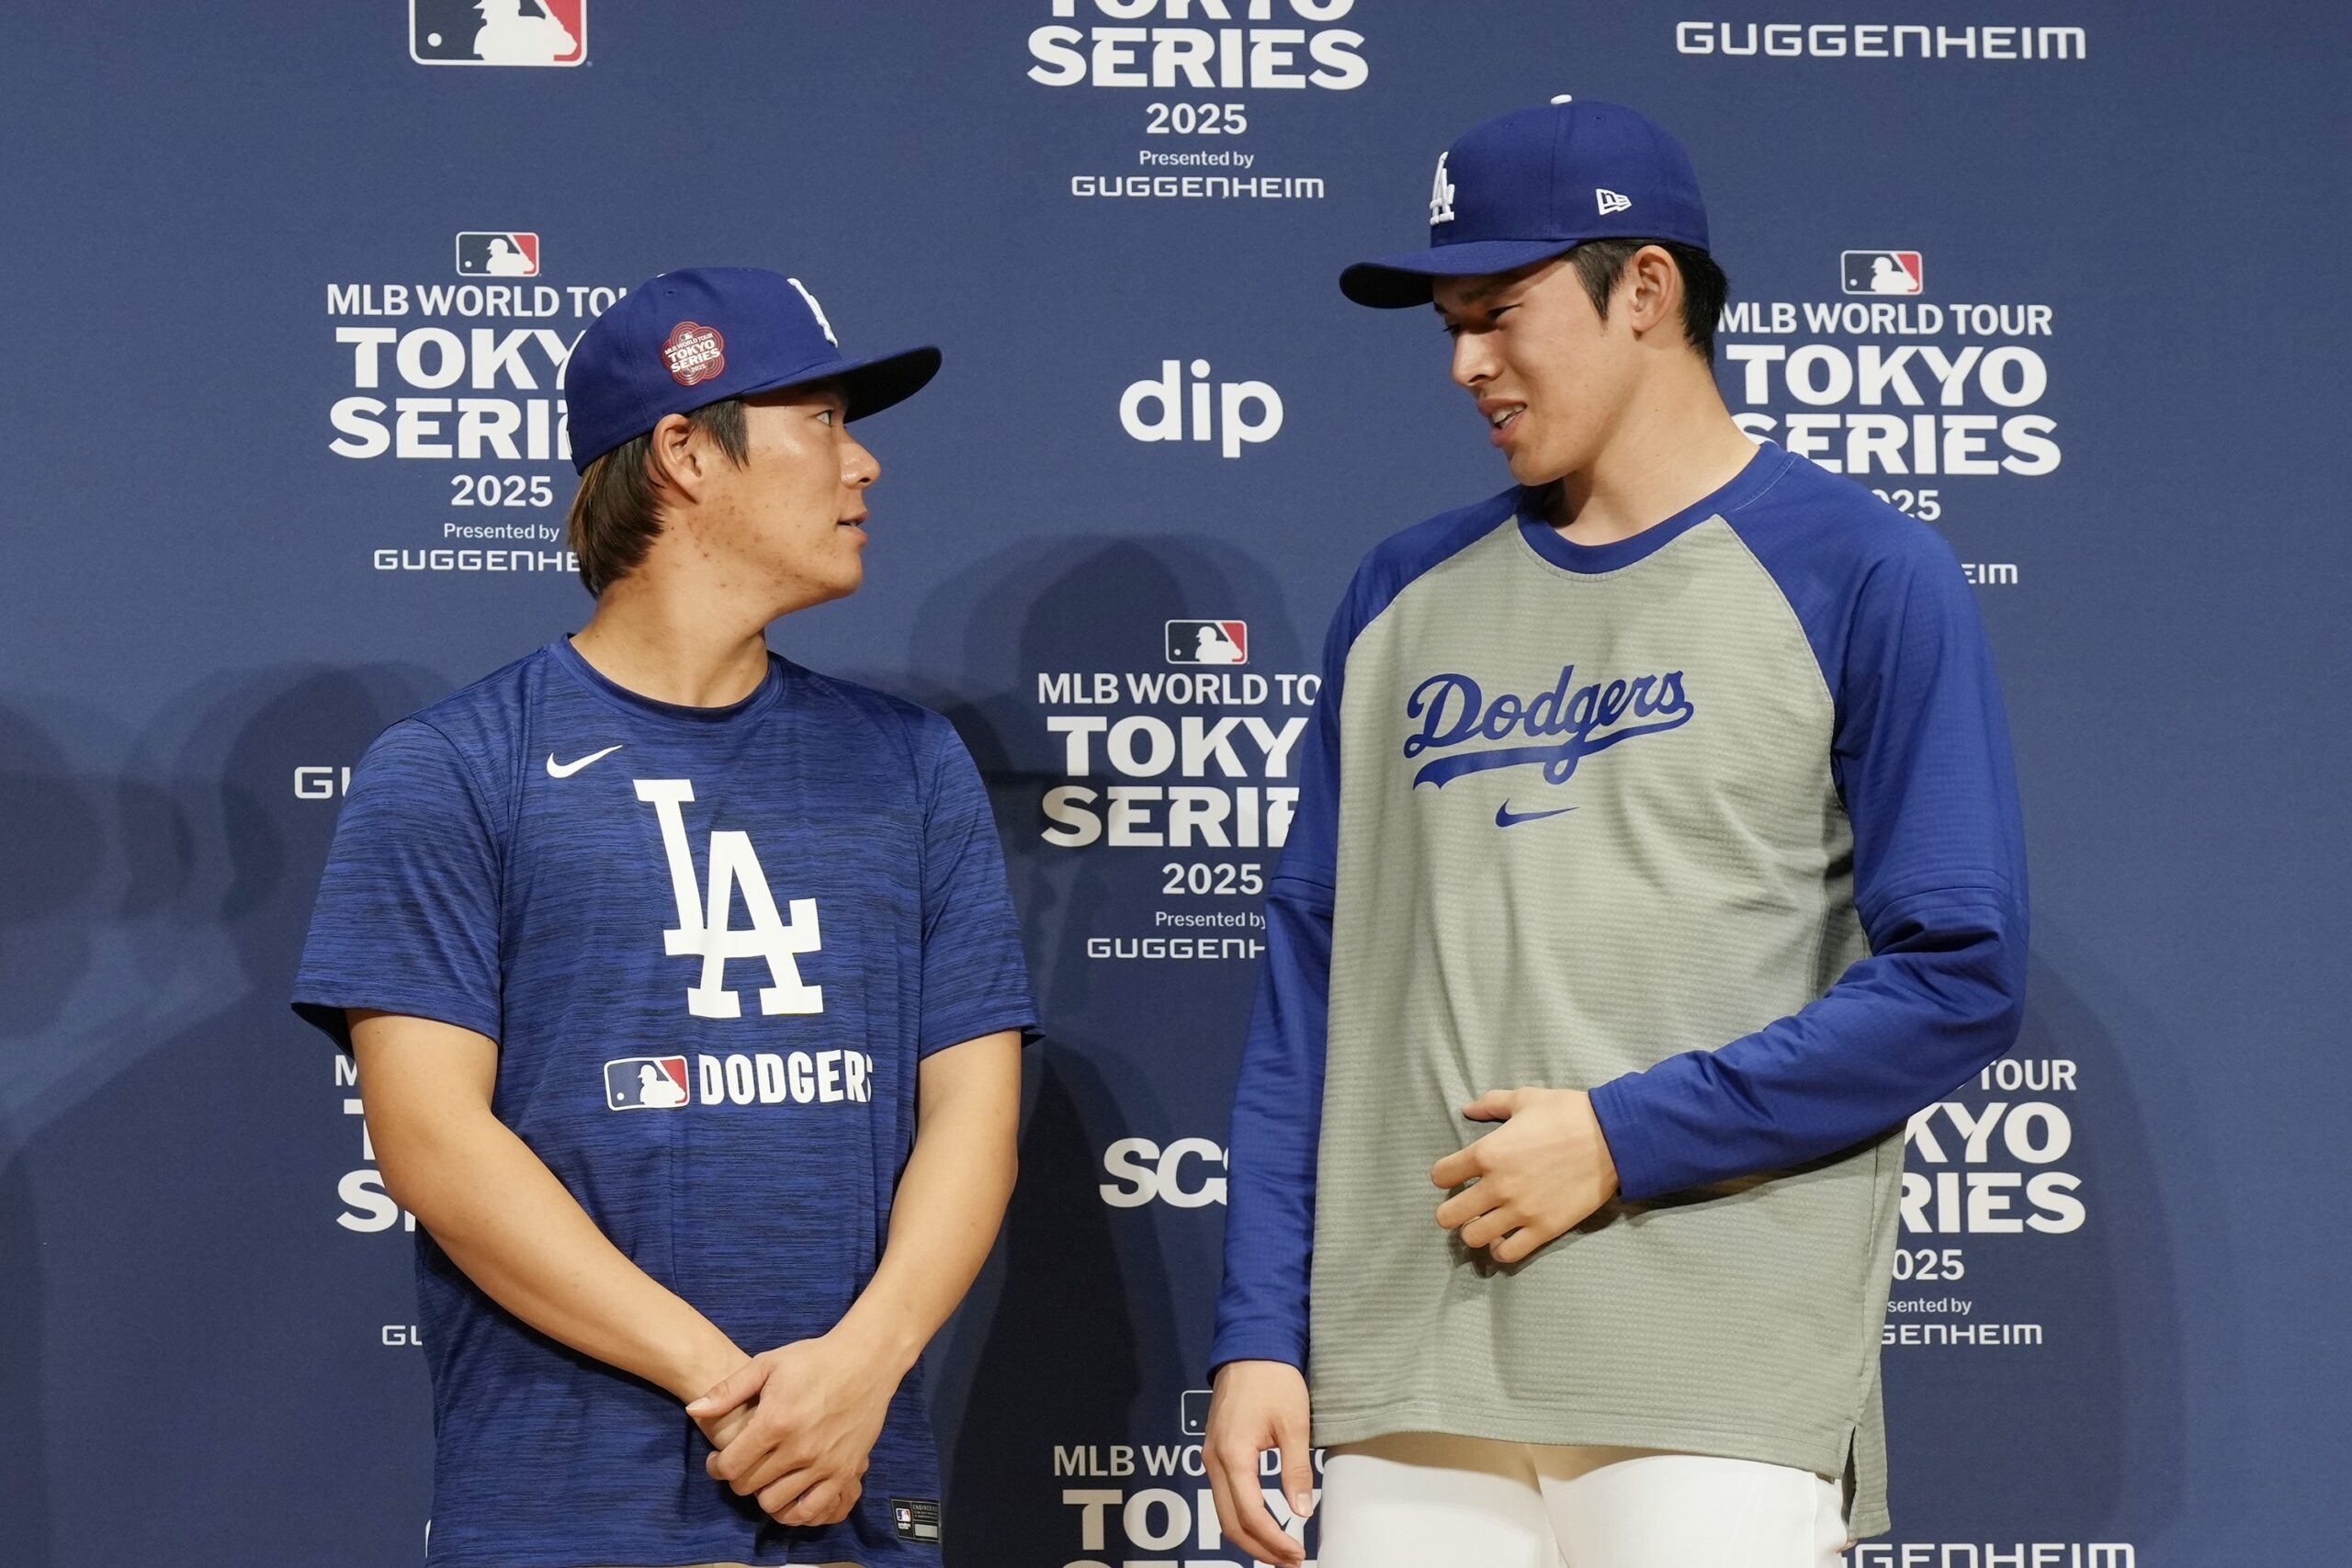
[
  {"x1": 644, "y1": 412, "x2": 708, "y2": 503},
  {"x1": 1622, "y1": 244, "x2": 1685, "y2": 340}
]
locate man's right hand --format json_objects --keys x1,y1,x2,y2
[{"x1": 1205, "y1": 1359, "x2": 1314, "y2": 1568}]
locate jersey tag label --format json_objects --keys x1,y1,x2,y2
[{"x1": 890, "y1": 1496, "x2": 943, "y2": 1544}]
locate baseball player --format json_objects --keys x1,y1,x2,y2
[
  {"x1": 294, "y1": 267, "x2": 1035, "y2": 1568},
  {"x1": 1205, "y1": 101, "x2": 2028, "y2": 1567}
]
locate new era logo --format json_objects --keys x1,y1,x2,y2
[
  {"x1": 1595, "y1": 188, "x2": 1632, "y2": 217},
  {"x1": 605, "y1": 1056, "x2": 690, "y2": 1110},
  {"x1": 411, "y1": 0, "x2": 585, "y2": 66},
  {"x1": 455, "y1": 232, "x2": 540, "y2": 276},
  {"x1": 1166, "y1": 620, "x2": 1248, "y2": 666},
  {"x1": 1843, "y1": 250, "x2": 1924, "y2": 296}
]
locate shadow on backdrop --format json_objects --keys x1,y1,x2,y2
[
  {"x1": 1, "y1": 698, "x2": 152, "y2": 1568},
  {"x1": 5, "y1": 667, "x2": 444, "y2": 1566},
  {"x1": 1882, "y1": 932, "x2": 2240, "y2": 1546},
  {"x1": 849, "y1": 535, "x2": 1310, "y2": 1561}
]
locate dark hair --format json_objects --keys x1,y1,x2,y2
[
  {"x1": 1565, "y1": 238, "x2": 1728, "y2": 361},
  {"x1": 565, "y1": 399, "x2": 749, "y2": 596}
]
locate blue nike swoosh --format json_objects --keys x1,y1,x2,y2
[{"x1": 1494, "y1": 801, "x2": 1577, "y2": 828}]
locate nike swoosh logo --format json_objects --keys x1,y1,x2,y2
[
  {"x1": 546, "y1": 744, "x2": 623, "y2": 779},
  {"x1": 1494, "y1": 801, "x2": 1577, "y2": 829}
]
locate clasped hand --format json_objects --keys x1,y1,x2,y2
[
  {"x1": 1432, "y1": 1087, "x2": 1620, "y2": 1264},
  {"x1": 687, "y1": 1332, "x2": 895, "y2": 1529}
]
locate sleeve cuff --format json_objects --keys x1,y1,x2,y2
[
  {"x1": 1587, "y1": 1074, "x2": 1671, "y2": 1202},
  {"x1": 918, "y1": 1008, "x2": 1041, "y2": 1055},
  {"x1": 1208, "y1": 1323, "x2": 1307, "y2": 1377},
  {"x1": 289, "y1": 986, "x2": 503, "y2": 1053}
]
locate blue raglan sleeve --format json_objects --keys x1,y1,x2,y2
[
  {"x1": 1209, "y1": 591, "x2": 1355, "y2": 1373},
  {"x1": 1587, "y1": 521, "x2": 2030, "y2": 1200},
  {"x1": 290, "y1": 718, "x2": 506, "y2": 1052}
]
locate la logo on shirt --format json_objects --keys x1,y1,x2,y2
[{"x1": 634, "y1": 779, "x2": 826, "y2": 1021}]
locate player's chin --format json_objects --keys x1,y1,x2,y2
[
  {"x1": 1502, "y1": 430, "x2": 1577, "y2": 488},
  {"x1": 784, "y1": 552, "x2": 864, "y2": 609},
  {"x1": 824, "y1": 550, "x2": 866, "y2": 597}
]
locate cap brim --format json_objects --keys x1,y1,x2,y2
[
  {"x1": 1340, "y1": 239, "x2": 1582, "y2": 308},
  {"x1": 837, "y1": 344, "x2": 942, "y2": 421},
  {"x1": 736, "y1": 344, "x2": 944, "y2": 421}
]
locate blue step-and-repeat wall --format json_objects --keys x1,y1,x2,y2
[{"x1": 2, "y1": 4, "x2": 2345, "y2": 1564}]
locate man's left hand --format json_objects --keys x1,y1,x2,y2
[
  {"x1": 1431, "y1": 1088, "x2": 1621, "y2": 1265},
  {"x1": 688, "y1": 1331, "x2": 898, "y2": 1527}
]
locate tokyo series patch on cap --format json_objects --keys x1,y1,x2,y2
[{"x1": 660, "y1": 321, "x2": 727, "y2": 387}]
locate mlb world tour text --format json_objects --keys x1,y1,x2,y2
[{"x1": 324, "y1": 281, "x2": 632, "y2": 571}]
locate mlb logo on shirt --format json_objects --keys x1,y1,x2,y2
[
  {"x1": 1842, "y1": 250, "x2": 1924, "y2": 296},
  {"x1": 455, "y1": 232, "x2": 541, "y2": 276},
  {"x1": 604, "y1": 1055, "x2": 691, "y2": 1111},
  {"x1": 890, "y1": 1496, "x2": 943, "y2": 1543},
  {"x1": 411, "y1": 0, "x2": 586, "y2": 66},
  {"x1": 1165, "y1": 619, "x2": 1248, "y2": 666},
  {"x1": 1179, "y1": 1388, "x2": 1212, "y2": 1436}
]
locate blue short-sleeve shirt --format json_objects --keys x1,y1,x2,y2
[{"x1": 294, "y1": 636, "x2": 1036, "y2": 1568}]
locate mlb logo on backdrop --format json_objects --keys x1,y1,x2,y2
[
  {"x1": 605, "y1": 1056, "x2": 690, "y2": 1110},
  {"x1": 1166, "y1": 620, "x2": 1249, "y2": 666},
  {"x1": 411, "y1": 0, "x2": 585, "y2": 66},
  {"x1": 1842, "y1": 250, "x2": 1924, "y2": 295},
  {"x1": 455, "y1": 232, "x2": 540, "y2": 276}
]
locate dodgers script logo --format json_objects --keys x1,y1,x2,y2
[{"x1": 1402, "y1": 665, "x2": 1693, "y2": 788}]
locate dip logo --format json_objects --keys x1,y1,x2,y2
[{"x1": 1120, "y1": 359, "x2": 1283, "y2": 457}]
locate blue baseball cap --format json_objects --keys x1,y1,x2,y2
[
  {"x1": 1340, "y1": 97, "x2": 1710, "y2": 309},
  {"x1": 566, "y1": 265, "x2": 941, "y2": 471}
]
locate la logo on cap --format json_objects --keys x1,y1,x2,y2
[
  {"x1": 787, "y1": 276, "x2": 839, "y2": 347},
  {"x1": 1429, "y1": 152, "x2": 1456, "y2": 226}
]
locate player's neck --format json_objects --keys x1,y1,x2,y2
[
  {"x1": 570, "y1": 572, "x2": 775, "y2": 710},
  {"x1": 1542, "y1": 363, "x2": 1757, "y2": 546}
]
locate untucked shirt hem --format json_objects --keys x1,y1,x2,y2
[{"x1": 1308, "y1": 1398, "x2": 1853, "y2": 1487}]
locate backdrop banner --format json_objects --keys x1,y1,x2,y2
[{"x1": 1, "y1": 4, "x2": 2344, "y2": 1565}]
